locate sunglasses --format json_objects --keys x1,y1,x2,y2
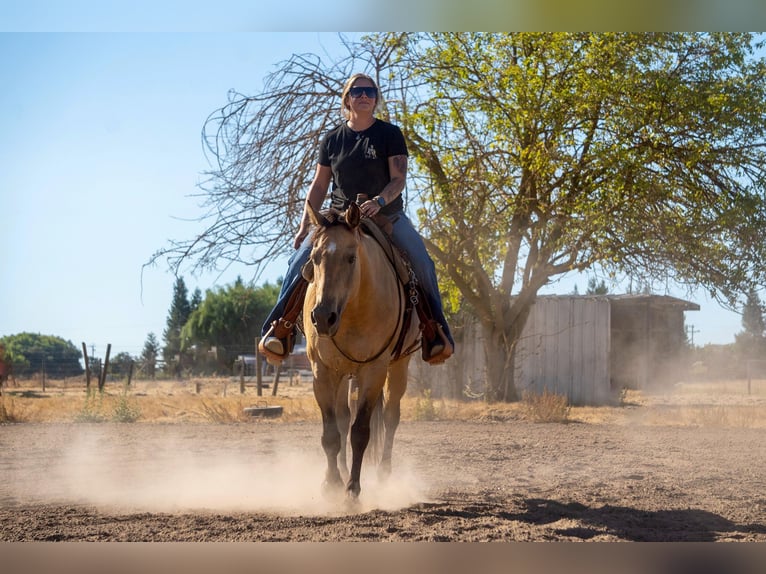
[{"x1": 348, "y1": 86, "x2": 378, "y2": 99}]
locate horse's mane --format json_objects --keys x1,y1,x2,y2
[{"x1": 310, "y1": 207, "x2": 357, "y2": 242}]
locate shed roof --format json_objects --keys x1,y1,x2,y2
[{"x1": 535, "y1": 293, "x2": 700, "y2": 312}]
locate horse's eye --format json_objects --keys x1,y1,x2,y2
[{"x1": 347, "y1": 254, "x2": 356, "y2": 264}]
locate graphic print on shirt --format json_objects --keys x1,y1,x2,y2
[{"x1": 364, "y1": 140, "x2": 378, "y2": 160}]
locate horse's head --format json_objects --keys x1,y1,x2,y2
[{"x1": 306, "y1": 202, "x2": 362, "y2": 337}]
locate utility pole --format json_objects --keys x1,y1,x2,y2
[{"x1": 686, "y1": 324, "x2": 700, "y2": 347}]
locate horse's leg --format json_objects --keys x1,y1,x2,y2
[
  {"x1": 335, "y1": 375, "x2": 352, "y2": 480},
  {"x1": 379, "y1": 359, "x2": 409, "y2": 480},
  {"x1": 346, "y1": 371, "x2": 387, "y2": 499},
  {"x1": 313, "y1": 370, "x2": 344, "y2": 496}
]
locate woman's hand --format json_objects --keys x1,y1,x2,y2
[
  {"x1": 293, "y1": 224, "x2": 309, "y2": 249},
  {"x1": 361, "y1": 197, "x2": 384, "y2": 218}
]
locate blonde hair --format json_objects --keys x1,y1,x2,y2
[{"x1": 340, "y1": 73, "x2": 381, "y2": 120}]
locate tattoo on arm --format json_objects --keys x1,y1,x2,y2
[{"x1": 393, "y1": 155, "x2": 408, "y2": 176}]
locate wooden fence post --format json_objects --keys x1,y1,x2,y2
[
  {"x1": 255, "y1": 337, "x2": 263, "y2": 397},
  {"x1": 240, "y1": 359, "x2": 245, "y2": 394},
  {"x1": 82, "y1": 342, "x2": 91, "y2": 391},
  {"x1": 272, "y1": 364, "x2": 282, "y2": 396},
  {"x1": 127, "y1": 360, "x2": 134, "y2": 388},
  {"x1": 98, "y1": 344, "x2": 111, "y2": 392}
]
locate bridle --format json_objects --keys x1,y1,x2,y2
[{"x1": 311, "y1": 225, "x2": 406, "y2": 365}]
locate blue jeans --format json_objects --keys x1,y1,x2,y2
[{"x1": 261, "y1": 210, "x2": 454, "y2": 347}]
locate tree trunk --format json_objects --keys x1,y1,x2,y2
[
  {"x1": 484, "y1": 336, "x2": 517, "y2": 402},
  {"x1": 483, "y1": 300, "x2": 533, "y2": 403}
]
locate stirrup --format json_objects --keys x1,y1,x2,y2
[
  {"x1": 423, "y1": 323, "x2": 453, "y2": 365},
  {"x1": 259, "y1": 323, "x2": 292, "y2": 365},
  {"x1": 263, "y1": 337, "x2": 285, "y2": 356},
  {"x1": 258, "y1": 337, "x2": 286, "y2": 366}
]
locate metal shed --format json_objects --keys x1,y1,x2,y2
[{"x1": 513, "y1": 294, "x2": 699, "y2": 405}]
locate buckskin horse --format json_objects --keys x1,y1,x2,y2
[{"x1": 303, "y1": 201, "x2": 419, "y2": 501}]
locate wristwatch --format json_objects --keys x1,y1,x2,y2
[{"x1": 375, "y1": 196, "x2": 386, "y2": 207}]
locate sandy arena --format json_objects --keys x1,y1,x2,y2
[{"x1": 1, "y1": 388, "x2": 765, "y2": 542}]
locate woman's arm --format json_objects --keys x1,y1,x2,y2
[
  {"x1": 294, "y1": 164, "x2": 332, "y2": 249},
  {"x1": 361, "y1": 154, "x2": 408, "y2": 217}
]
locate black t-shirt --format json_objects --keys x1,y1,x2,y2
[{"x1": 318, "y1": 119, "x2": 408, "y2": 215}]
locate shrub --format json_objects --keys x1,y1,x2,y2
[
  {"x1": 413, "y1": 389, "x2": 438, "y2": 421},
  {"x1": 74, "y1": 390, "x2": 107, "y2": 423},
  {"x1": 522, "y1": 389, "x2": 570, "y2": 423},
  {"x1": 112, "y1": 394, "x2": 141, "y2": 423}
]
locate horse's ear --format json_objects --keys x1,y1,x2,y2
[
  {"x1": 307, "y1": 203, "x2": 328, "y2": 228},
  {"x1": 345, "y1": 202, "x2": 361, "y2": 229}
]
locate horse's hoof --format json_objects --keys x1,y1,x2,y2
[
  {"x1": 377, "y1": 463, "x2": 391, "y2": 482},
  {"x1": 345, "y1": 481, "x2": 361, "y2": 500},
  {"x1": 343, "y1": 494, "x2": 361, "y2": 512},
  {"x1": 321, "y1": 479, "x2": 344, "y2": 501}
]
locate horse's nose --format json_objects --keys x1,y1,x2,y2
[{"x1": 311, "y1": 305, "x2": 340, "y2": 336}]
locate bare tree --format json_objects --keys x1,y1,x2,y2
[
  {"x1": 148, "y1": 34, "x2": 405, "y2": 279},
  {"x1": 150, "y1": 33, "x2": 766, "y2": 401}
]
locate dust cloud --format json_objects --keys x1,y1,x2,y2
[{"x1": 8, "y1": 425, "x2": 428, "y2": 516}]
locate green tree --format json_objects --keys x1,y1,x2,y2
[
  {"x1": 397, "y1": 33, "x2": 766, "y2": 399},
  {"x1": 190, "y1": 288, "x2": 203, "y2": 313},
  {"x1": 735, "y1": 289, "x2": 766, "y2": 359},
  {"x1": 108, "y1": 352, "x2": 135, "y2": 378},
  {"x1": 0, "y1": 333, "x2": 83, "y2": 378},
  {"x1": 163, "y1": 277, "x2": 192, "y2": 375},
  {"x1": 140, "y1": 332, "x2": 160, "y2": 379},
  {"x1": 741, "y1": 288, "x2": 765, "y2": 338},
  {"x1": 181, "y1": 278, "x2": 280, "y2": 372},
  {"x1": 151, "y1": 33, "x2": 766, "y2": 401},
  {"x1": 586, "y1": 277, "x2": 609, "y2": 295}
]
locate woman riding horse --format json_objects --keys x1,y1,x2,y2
[
  {"x1": 303, "y1": 200, "x2": 418, "y2": 499},
  {"x1": 259, "y1": 73, "x2": 454, "y2": 366}
]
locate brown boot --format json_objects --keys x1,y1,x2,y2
[
  {"x1": 258, "y1": 320, "x2": 296, "y2": 365},
  {"x1": 258, "y1": 337, "x2": 287, "y2": 365},
  {"x1": 423, "y1": 323, "x2": 453, "y2": 365}
]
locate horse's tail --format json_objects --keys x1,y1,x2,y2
[{"x1": 367, "y1": 393, "x2": 385, "y2": 464}]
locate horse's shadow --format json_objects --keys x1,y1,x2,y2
[
  {"x1": 504, "y1": 497, "x2": 766, "y2": 542},
  {"x1": 422, "y1": 496, "x2": 765, "y2": 542}
]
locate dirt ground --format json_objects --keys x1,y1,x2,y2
[{"x1": 2, "y1": 394, "x2": 765, "y2": 542}]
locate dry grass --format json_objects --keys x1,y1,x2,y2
[
  {"x1": 0, "y1": 395, "x2": 27, "y2": 423},
  {"x1": 521, "y1": 389, "x2": 571, "y2": 423},
  {"x1": 2, "y1": 376, "x2": 765, "y2": 428}
]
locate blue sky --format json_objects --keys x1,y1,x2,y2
[
  {"x1": 0, "y1": 32, "x2": 749, "y2": 362},
  {"x1": 0, "y1": 33, "x2": 352, "y2": 358}
]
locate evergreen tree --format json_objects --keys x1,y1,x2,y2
[
  {"x1": 141, "y1": 332, "x2": 160, "y2": 379},
  {"x1": 586, "y1": 277, "x2": 609, "y2": 295},
  {"x1": 741, "y1": 289, "x2": 765, "y2": 338},
  {"x1": 162, "y1": 277, "x2": 192, "y2": 374},
  {"x1": 190, "y1": 288, "x2": 203, "y2": 313},
  {"x1": 735, "y1": 289, "x2": 766, "y2": 359}
]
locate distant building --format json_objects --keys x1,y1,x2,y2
[
  {"x1": 237, "y1": 343, "x2": 310, "y2": 377},
  {"x1": 514, "y1": 295, "x2": 699, "y2": 404},
  {"x1": 435, "y1": 294, "x2": 699, "y2": 405}
]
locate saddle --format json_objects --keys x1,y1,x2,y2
[{"x1": 265, "y1": 204, "x2": 449, "y2": 364}]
